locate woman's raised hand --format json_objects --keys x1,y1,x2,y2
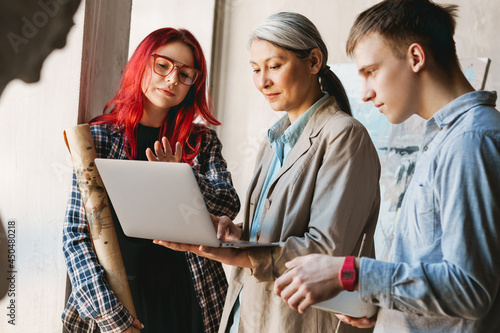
[{"x1": 146, "y1": 137, "x2": 182, "y2": 163}]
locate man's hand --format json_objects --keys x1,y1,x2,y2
[
  {"x1": 274, "y1": 254, "x2": 345, "y2": 314},
  {"x1": 336, "y1": 314, "x2": 376, "y2": 328}
]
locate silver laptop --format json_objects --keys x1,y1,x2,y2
[{"x1": 94, "y1": 158, "x2": 277, "y2": 248}]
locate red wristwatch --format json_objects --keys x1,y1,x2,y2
[{"x1": 339, "y1": 256, "x2": 356, "y2": 292}]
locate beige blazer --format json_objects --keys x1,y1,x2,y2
[{"x1": 219, "y1": 96, "x2": 381, "y2": 333}]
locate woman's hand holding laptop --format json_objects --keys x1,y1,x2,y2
[
  {"x1": 211, "y1": 214, "x2": 243, "y2": 241},
  {"x1": 153, "y1": 214, "x2": 254, "y2": 268}
]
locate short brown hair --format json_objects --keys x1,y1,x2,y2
[{"x1": 346, "y1": 0, "x2": 459, "y2": 70}]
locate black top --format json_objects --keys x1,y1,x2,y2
[
  {"x1": 112, "y1": 123, "x2": 203, "y2": 333},
  {"x1": 135, "y1": 123, "x2": 161, "y2": 161}
]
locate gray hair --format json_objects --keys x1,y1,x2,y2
[{"x1": 250, "y1": 12, "x2": 352, "y2": 116}]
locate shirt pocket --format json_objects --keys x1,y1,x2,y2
[{"x1": 404, "y1": 179, "x2": 437, "y2": 246}]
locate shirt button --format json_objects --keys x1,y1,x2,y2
[
  {"x1": 265, "y1": 199, "x2": 271, "y2": 209},
  {"x1": 423, "y1": 145, "x2": 428, "y2": 151}
]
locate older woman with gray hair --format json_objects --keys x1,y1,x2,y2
[{"x1": 155, "y1": 12, "x2": 381, "y2": 332}]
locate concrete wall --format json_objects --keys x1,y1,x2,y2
[
  {"x1": 214, "y1": 0, "x2": 500, "y2": 220},
  {"x1": 128, "y1": 0, "x2": 215, "y2": 68},
  {"x1": 0, "y1": 3, "x2": 85, "y2": 331}
]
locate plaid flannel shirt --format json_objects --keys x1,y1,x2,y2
[{"x1": 62, "y1": 123, "x2": 240, "y2": 333}]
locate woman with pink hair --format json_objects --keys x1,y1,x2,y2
[{"x1": 62, "y1": 28, "x2": 240, "y2": 333}]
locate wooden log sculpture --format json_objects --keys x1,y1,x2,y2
[{"x1": 64, "y1": 124, "x2": 138, "y2": 332}]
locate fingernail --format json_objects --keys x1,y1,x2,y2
[
  {"x1": 361, "y1": 319, "x2": 369, "y2": 325},
  {"x1": 141, "y1": 323, "x2": 145, "y2": 328}
]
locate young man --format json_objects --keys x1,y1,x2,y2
[{"x1": 274, "y1": 0, "x2": 500, "y2": 332}]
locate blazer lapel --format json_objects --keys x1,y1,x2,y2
[
  {"x1": 245, "y1": 143, "x2": 275, "y2": 229},
  {"x1": 274, "y1": 132, "x2": 313, "y2": 180},
  {"x1": 270, "y1": 96, "x2": 338, "y2": 187}
]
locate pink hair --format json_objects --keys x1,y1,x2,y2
[{"x1": 91, "y1": 28, "x2": 220, "y2": 164}]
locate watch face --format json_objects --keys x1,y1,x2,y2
[{"x1": 340, "y1": 256, "x2": 356, "y2": 291}]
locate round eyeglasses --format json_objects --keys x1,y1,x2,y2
[{"x1": 151, "y1": 54, "x2": 200, "y2": 86}]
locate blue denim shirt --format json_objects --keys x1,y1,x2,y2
[{"x1": 360, "y1": 91, "x2": 500, "y2": 332}]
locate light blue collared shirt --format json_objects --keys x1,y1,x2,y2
[
  {"x1": 230, "y1": 92, "x2": 329, "y2": 333},
  {"x1": 360, "y1": 91, "x2": 500, "y2": 332}
]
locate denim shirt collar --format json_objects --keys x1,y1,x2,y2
[
  {"x1": 267, "y1": 92, "x2": 329, "y2": 148},
  {"x1": 432, "y1": 90, "x2": 497, "y2": 129}
]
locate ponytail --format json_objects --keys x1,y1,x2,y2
[{"x1": 320, "y1": 66, "x2": 352, "y2": 116}]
